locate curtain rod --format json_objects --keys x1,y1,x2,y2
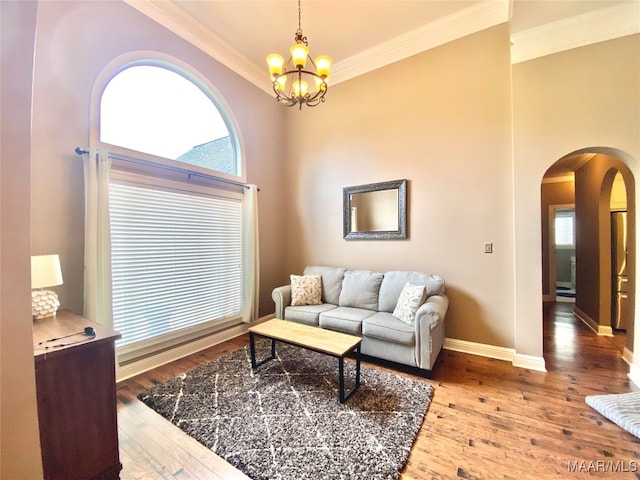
[{"x1": 74, "y1": 147, "x2": 259, "y2": 191}]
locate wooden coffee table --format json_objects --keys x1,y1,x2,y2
[{"x1": 248, "y1": 319, "x2": 362, "y2": 403}]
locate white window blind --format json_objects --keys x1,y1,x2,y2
[{"x1": 109, "y1": 181, "x2": 243, "y2": 348}]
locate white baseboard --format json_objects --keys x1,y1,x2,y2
[
  {"x1": 116, "y1": 314, "x2": 275, "y2": 382},
  {"x1": 555, "y1": 296, "x2": 576, "y2": 304},
  {"x1": 622, "y1": 347, "x2": 634, "y2": 366},
  {"x1": 574, "y1": 307, "x2": 614, "y2": 337},
  {"x1": 621, "y1": 348, "x2": 638, "y2": 391},
  {"x1": 599, "y1": 325, "x2": 614, "y2": 336},
  {"x1": 443, "y1": 337, "x2": 547, "y2": 372},
  {"x1": 629, "y1": 363, "x2": 640, "y2": 390},
  {"x1": 573, "y1": 307, "x2": 597, "y2": 332},
  {"x1": 444, "y1": 337, "x2": 513, "y2": 361},
  {"x1": 513, "y1": 353, "x2": 547, "y2": 372}
]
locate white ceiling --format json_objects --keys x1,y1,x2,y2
[
  {"x1": 172, "y1": 0, "x2": 480, "y2": 66},
  {"x1": 510, "y1": 0, "x2": 630, "y2": 32},
  {"x1": 126, "y1": 0, "x2": 638, "y2": 93}
]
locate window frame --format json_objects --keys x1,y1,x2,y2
[
  {"x1": 90, "y1": 53, "x2": 245, "y2": 184},
  {"x1": 90, "y1": 53, "x2": 248, "y2": 360},
  {"x1": 554, "y1": 208, "x2": 576, "y2": 249}
]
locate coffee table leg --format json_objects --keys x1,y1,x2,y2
[
  {"x1": 338, "y1": 343, "x2": 361, "y2": 403},
  {"x1": 250, "y1": 332, "x2": 277, "y2": 369},
  {"x1": 355, "y1": 343, "x2": 361, "y2": 388}
]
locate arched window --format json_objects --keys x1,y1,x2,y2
[
  {"x1": 100, "y1": 64, "x2": 240, "y2": 176},
  {"x1": 91, "y1": 60, "x2": 254, "y2": 359}
]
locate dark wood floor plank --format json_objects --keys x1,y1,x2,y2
[{"x1": 117, "y1": 302, "x2": 639, "y2": 479}]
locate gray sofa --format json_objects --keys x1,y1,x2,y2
[{"x1": 272, "y1": 266, "x2": 448, "y2": 375}]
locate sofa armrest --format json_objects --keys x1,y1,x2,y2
[
  {"x1": 415, "y1": 294, "x2": 449, "y2": 330},
  {"x1": 272, "y1": 285, "x2": 292, "y2": 319},
  {"x1": 414, "y1": 294, "x2": 449, "y2": 370}
]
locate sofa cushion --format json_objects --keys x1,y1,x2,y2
[
  {"x1": 290, "y1": 274, "x2": 322, "y2": 306},
  {"x1": 319, "y1": 306, "x2": 374, "y2": 334},
  {"x1": 303, "y1": 266, "x2": 346, "y2": 305},
  {"x1": 362, "y1": 312, "x2": 415, "y2": 346},
  {"x1": 379, "y1": 271, "x2": 445, "y2": 312},
  {"x1": 285, "y1": 304, "x2": 337, "y2": 326},
  {"x1": 392, "y1": 282, "x2": 426, "y2": 325},
  {"x1": 338, "y1": 270, "x2": 384, "y2": 311}
]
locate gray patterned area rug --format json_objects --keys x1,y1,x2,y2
[{"x1": 138, "y1": 340, "x2": 433, "y2": 480}]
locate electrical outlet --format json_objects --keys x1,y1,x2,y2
[{"x1": 484, "y1": 242, "x2": 493, "y2": 254}]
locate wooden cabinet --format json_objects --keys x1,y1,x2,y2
[{"x1": 33, "y1": 311, "x2": 122, "y2": 479}]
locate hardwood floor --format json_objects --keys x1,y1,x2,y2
[{"x1": 116, "y1": 303, "x2": 640, "y2": 479}]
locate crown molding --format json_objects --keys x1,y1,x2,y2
[
  {"x1": 124, "y1": 0, "x2": 509, "y2": 94},
  {"x1": 511, "y1": 2, "x2": 640, "y2": 64},
  {"x1": 331, "y1": 0, "x2": 510, "y2": 84},
  {"x1": 124, "y1": 0, "x2": 635, "y2": 91},
  {"x1": 123, "y1": 0, "x2": 273, "y2": 95}
]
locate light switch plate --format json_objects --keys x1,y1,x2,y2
[{"x1": 484, "y1": 242, "x2": 493, "y2": 253}]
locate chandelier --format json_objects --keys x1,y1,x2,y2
[{"x1": 266, "y1": 0, "x2": 332, "y2": 109}]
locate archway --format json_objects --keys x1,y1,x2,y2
[{"x1": 541, "y1": 148, "x2": 636, "y2": 361}]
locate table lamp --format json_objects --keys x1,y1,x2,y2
[{"x1": 31, "y1": 254, "x2": 63, "y2": 319}]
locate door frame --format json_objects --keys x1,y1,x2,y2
[{"x1": 547, "y1": 203, "x2": 576, "y2": 302}]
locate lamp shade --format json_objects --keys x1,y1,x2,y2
[
  {"x1": 290, "y1": 43, "x2": 309, "y2": 69},
  {"x1": 266, "y1": 54, "x2": 284, "y2": 79},
  {"x1": 31, "y1": 254, "x2": 63, "y2": 289},
  {"x1": 315, "y1": 55, "x2": 332, "y2": 77}
]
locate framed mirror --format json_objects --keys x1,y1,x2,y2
[{"x1": 343, "y1": 179, "x2": 407, "y2": 240}]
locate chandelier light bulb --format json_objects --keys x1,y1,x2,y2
[
  {"x1": 275, "y1": 75, "x2": 287, "y2": 91},
  {"x1": 315, "y1": 76, "x2": 328, "y2": 91},
  {"x1": 293, "y1": 80, "x2": 308, "y2": 99}
]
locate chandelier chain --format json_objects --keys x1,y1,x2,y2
[{"x1": 295, "y1": 0, "x2": 307, "y2": 45}]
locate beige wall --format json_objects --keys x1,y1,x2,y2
[
  {"x1": 513, "y1": 34, "x2": 640, "y2": 362},
  {"x1": 540, "y1": 180, "x2": 575, "y2": 296},
  {"x1": 1, "y1": 1, "x2": 44, "y2": 477},
  {"x1": 30, "y1": 0, "x2": 288, "y2": 318},
  {"x1": 284, "y1": 25, "x2": 516, "y2": 348},
  {"x1": 574, "y1": 155, "x2": 635, "y2": 350},
  {"x1": 285, "y1": 28, "x2": 640, "y2": 366}
]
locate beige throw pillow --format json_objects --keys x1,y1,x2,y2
[
  {"x1": 290, "y1": 274, "x2": 322, "y2": 306},
  {"x1": 392, "y1": 282, "x2": 426, "y2": 325}
]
